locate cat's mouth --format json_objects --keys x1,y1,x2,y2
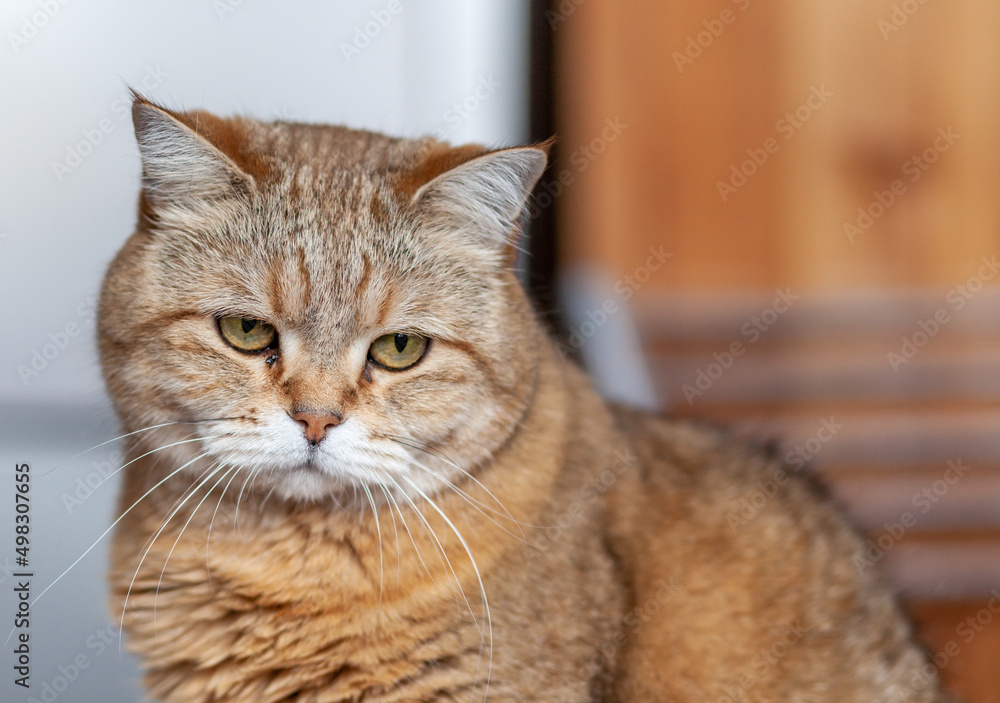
[
  {"x1": 299, "y1": 457, "x2": 326, "y2": 473},
  {"x1": 203, "y1": 419, "x2": 439, "y2": 500}
]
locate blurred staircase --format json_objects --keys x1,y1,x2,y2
[{"x1": 640, "y1": 289, "x2": 1000, "y2": 702}]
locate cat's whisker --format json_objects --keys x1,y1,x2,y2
[
  {"x1": 360, "y1": 483, "x2": 384, "y2": 619},
  {"x1": 385, "y1": 435, "x2": 513, "y2": 512},
  {"x1": 37, "y1": 417, "x2": 242, "y2": 478},
  {"x1": 401, "y1": 454, "x2": 531, "y2": 544},
  {"x1": 134, "y1": 458, "x2": 224, "y2": 559},
  {"x1": 257, "y1": 477, "x2": 280, "y2": 513},
  {"x1": 36, "y1": 450, "x2": 214, "y2": 609},
  {"x1": 388, "y1": 476, "x2": 485, "y2": 649},
  {"x1": 120, "y1": 458, "x2": 228, "y2": 655},
  {"x1": 75, "y1": 433, "x2": 227, "y2": 508},
  {"x1": 0, "y1": 450, "x2": 212, "y2": 656},
  {"x1": 377, "y1": 484, "x2": 403, "y2": 585},
  {"x1": 396, "y1": 473, "x2": 493, "y2": 699},
  {"x1": 206, "y1": 466, "x2": 244, "y2": 588},
  {"x1": 379, "y1": 481, "x2": 445, "y2": 593},
  {"x1": 505, "y1": 238, "x2": 531, "y2": 259},
  {"x1": 238, "y1": 464, "x2": 274, "y2": 535},
  {"x1": 384, "y1": 475, "x2": 473, "y2": 622},
  {"x1": 385, "y1": 435, "x2": 533, "y2": 536},
  {"x1": 125, "y1": 460, "x2": 220, "y2": 576},
  {"x1": 153, "y1": 464, "x2": 235, "y2": 639},
  {"x1": 37, "y1": 421, "x2": 183, "y2": 478},
  {"x1": 233, "y1": 468, "x2": 257, "y2": 541}
]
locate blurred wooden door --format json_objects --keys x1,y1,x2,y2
[{"x1": 552, "y1": 2, "x2": 1000, "y2": 700}]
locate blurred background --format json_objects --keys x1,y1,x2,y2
[
  {"x1": 548, "y1": 3, "x2": 1000, "y2": 700},
  {"x1": 1, "y1": 1, "x2": 998, "y2": 701}
]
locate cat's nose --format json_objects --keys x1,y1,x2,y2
[{"x1": 291, "y1": 409, "x2": 343, "y2": 445}]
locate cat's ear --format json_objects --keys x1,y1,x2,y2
[
  {"x1": 411, "y1": 142, "x2": 550, "y2": 251},
  {"x1": 131, "y1": 93, "x2": 255, "y2": 209}
]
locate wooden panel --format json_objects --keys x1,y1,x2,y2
[
  {"x1": 555, "y1": 0, "x2": 1000, "y2": 292},
  {"x1": 776, "y1": 0, "x2": 1000, "y2": 289},
  {"x1": 555, "y1": 0, "x2": 783, "y2": 288}
]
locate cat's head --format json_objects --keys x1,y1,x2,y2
[{"x1": 98, "y1": 95, "x2": 549, "y2": 503}]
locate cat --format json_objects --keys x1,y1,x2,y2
[{"x1": 99, "y1": 93, "x2": 954, "y2": 702}]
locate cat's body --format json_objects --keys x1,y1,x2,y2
[{"x1": 102, "y1": 96, "x2": 949, "y2": 702}]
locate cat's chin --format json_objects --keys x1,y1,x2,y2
[
  {"x1": 251, "y1": 465, "x2": 355, "y2": 504},
  {"x1": 247, "y1": 460, "x2": 399, "y2": 506},
  {"x1": 242, "y1": 457, "x2": 452, "y2": 508}
]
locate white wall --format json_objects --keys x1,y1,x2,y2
[
  {"x1": 0, "y1": 3, "x2": 530, "y2": 700},
  {"x1": 1, "y1": 0, "x2": 530, "y2": 410}
]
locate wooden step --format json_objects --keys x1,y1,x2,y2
[
  {"x1": 663, "y1": 408, "x2": 1000, "y2": 467},
  {"x1": 635, "y1": 287, "x2": 1000, "y2": 344},
  {"x1": 650, "y1": 346, "x2": 1000, "y2": 406},
  {"x1": 876, "y1": 530, "x2": 1000, "y2": 600},
  {"x1": 820, "y1": 464, "x2": 1000, "y2": 531}
]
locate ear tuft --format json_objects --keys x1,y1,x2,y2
[
  {"x1": 131, "y1": 94, "x2": 254, "y2": 209},
  {"x1": 412, "y1": 145, "x2": 549, "y2": 249}
]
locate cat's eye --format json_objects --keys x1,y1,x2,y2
[
  {"x1": 218, "y1": 316, "x2": 277, "y2": 352},
  {"x1": 368, "y1": 333, "x2": 429, "y2": 370}
]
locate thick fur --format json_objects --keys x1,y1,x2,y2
[{"x1": 100, "y1": 97, "x2": 951, "y2": 702}]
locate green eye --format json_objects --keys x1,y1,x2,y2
[
  {"x1": 219, "y1": 316, "x2": 277, "y2": 352},
  {"x1": 369, "y1": 333, "x2": 429, "y2": 370}
]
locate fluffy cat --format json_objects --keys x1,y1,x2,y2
[{"x1": 99, "y1": 94, "x2": 952, "y2": 702}]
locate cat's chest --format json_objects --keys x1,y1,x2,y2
[{"x1": 111, "y1": 496, "x2": 502, "y2": 702}]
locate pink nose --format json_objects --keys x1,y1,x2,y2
[{"x1": 291, "y1": 410, "x2": 343, "y2": 445}]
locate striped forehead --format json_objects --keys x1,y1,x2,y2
[{"x1": 262, "y1": 228, "x2": 427, "y2": 345}]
